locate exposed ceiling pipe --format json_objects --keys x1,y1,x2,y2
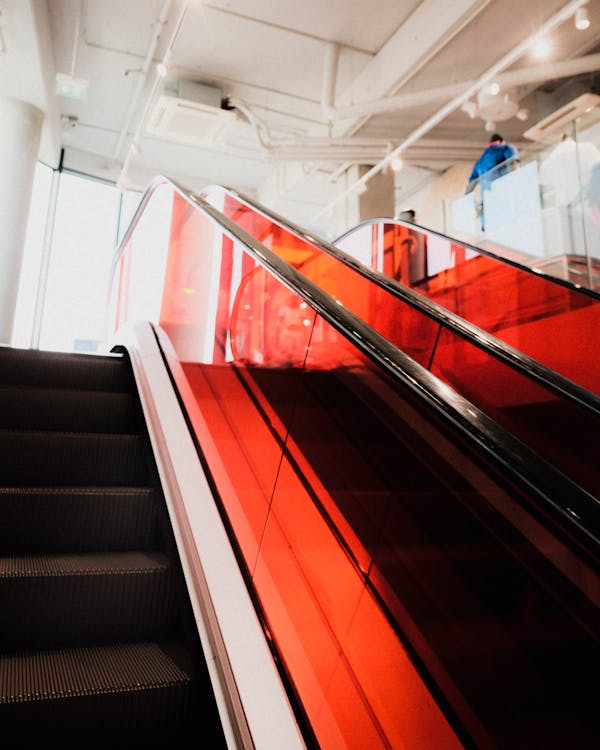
[
  {"x1": 118, "y1": 0, "x2": 192, "y2": 186},
  {"x1": 330, "y1": 53, "x2": 600, "y2": 122},
  {"x1": 69, "y1": 0, "x2": 83, "y2": 79},
  {"x1": 227, "y1": 96, "x2": 271, "y2": 150},
  {"x1": 313, "y1": 0, "x2": 590, "y2": 222},
  {"x1": 321, "y1": 42, "x2": 340, "y2": 121},
  {"x1": 112, "y1": 0, "x2": 173, "y2": 162}
]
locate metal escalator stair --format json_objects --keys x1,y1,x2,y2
[{"x1": 0, "y1": 346, "x2": 227, "y2": 745}]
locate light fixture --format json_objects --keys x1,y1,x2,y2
[
  {"x1": 484, "y1": 120, "x2": 496, "y2": 133},
  {"x1": 156, "y1": 61, "x2": 172, "y2": 77},
  {"x1": 156, "y1": 50, "x2": 173, "y2": 78},
  {"x1": 461, "y1": 100, "x2": 478, "y2": 119},
  {"x1": 516, "y1": 108, "x2": 529, "y2": 121},
  {"x1": 532, "y1": 39, "x2": 550, "y2": 59},
  {"x1": 391, "y1": 157, "x2": 404, "y2": 172},
  {"x1": 488, "y1": 82, "x2": 500, "y2": 95},
  {"x1": 575, "y1": 7, "x2": 590, "y2": 30}
]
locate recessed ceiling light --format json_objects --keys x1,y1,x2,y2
[{"x1": 391, "y1": 157, "x2": 404, "y2": 171}]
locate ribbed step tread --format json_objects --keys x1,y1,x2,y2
[
  {"x1": 0, "y1": 552, "x2": 175, "y2": 648},
  {"x1": 0, "y1": 550, "x2": 169, "y2": 577},
  {"x1": 0, "y1": 346, "x2": 131, "y2": 392},
  {"x1": 0, "y1": 640, "x2": 191, "y2": 702},
  {"x1": 0, "y1": 385, "x2": 144, "y2": 434},
  {"x1": 0, "y1": 430, "x2": 150, "y2": 486},
  {"x1": 0, "y1": 640, "x2": 199, "y2": 742},
  {"x1": 0, "y1": 487, "x2": 160, "y2": 552}
]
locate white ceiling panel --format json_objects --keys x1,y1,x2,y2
[{"x1": 201, "y1": 0, "x2": 421, "y2": 52}]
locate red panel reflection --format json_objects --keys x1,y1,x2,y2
[
  {"x1": 114, "y1": 181, "x2": 598, "y2": 750},
  {"x1": 337, "y1": 221, "x2": 600, "y2": 396}
]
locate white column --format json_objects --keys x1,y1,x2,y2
[
  {"x1": 0, "y1": 97, "x2": 43, "y2": 344},
  {"x1": 344, "y1": 164, "x2": 395, "y2": 227}
]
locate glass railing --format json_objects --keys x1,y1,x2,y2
[
  {"x1": 333, "y1": 215, "x2": 600, "y2": 398},
  {"x1": 446, "y1": 108, "x2": 600, "y2": 292},
  {"x1": 197, "y1": 184, "x2": 600, "y2": 500},
  {"x1": 111, "y1": 176, "x2": 599, "y2": 750}
]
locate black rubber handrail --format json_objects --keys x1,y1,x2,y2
[
  {"x1": 196, "y1": 185, "x2": 600, "y2": 421},
  {"x1": 225, "y1": 184, "x2": 600, "y2": 302},
  {"x1": 114, "y1": 176, "x2": 600, "y2": 558}
]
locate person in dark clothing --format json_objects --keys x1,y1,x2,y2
[{"x1": 466, "y1": 133, "x2": 520, "y2": 193}]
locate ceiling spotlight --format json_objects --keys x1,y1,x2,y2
[
  {"x1": 156, "y1": 60, "x2": 172, "y2": 77},
  {"x1": 488, "y1": 82, "x2": 500, "y2": 95},
  {"x1": 516, "y1": 108, "x2": 529, "y2": 121},
  {"x1": 484, "y1": 120, "x2": 496, "y2": 133},
  {"x1": 575, "y1": 7, "x2": 590, "y2": 30},
  {"x1": 461, "y1": 100, "x2": 478, "y2": 119},
  {"x1": 391, "y1": 157, "x2": 404, "y2": 172},
  {"x1": 532, "y1": 39, "x2": 550, "y2": 59}
]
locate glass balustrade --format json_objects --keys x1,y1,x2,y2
[
  {"x1": 198, "y1": 184, "x2": 600, "y2": 498},
  {"x1": 112, "y1": 178, "x2": 600, "y2": 750}
]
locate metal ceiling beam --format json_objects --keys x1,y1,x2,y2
[{"x1": 328, "y1": 0, "x2": 492, "y2": 138}]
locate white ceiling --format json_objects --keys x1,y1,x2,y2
[{"x1": 1, "y1": 0, "x2": 600, "y2": 233}]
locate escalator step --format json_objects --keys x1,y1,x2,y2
[
  {"x1": 0, "y1": 486, "x2": 160, "y2": 553},
  {"x1": 0, "y1": 552, "x2": 175, "y2": 648},
  {"x1": 0, "y1": 346, "x2": 131, "y2": 392},
  {"x1": 0, "y1": 385, "x2": 144, "y2": 434},
  {"x1": 0, "y1": 639, "x2": 195, "y2": 739},
  {"x1": 0, "y1": 430, "x2": 150, "y2": 486}
]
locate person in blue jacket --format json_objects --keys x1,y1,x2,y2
[{"x1": 466, "y1": 133, "x2": 520, "y2": 194}]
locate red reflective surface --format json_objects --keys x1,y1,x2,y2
[
  {"x1": 114, "y1": 182, "x2": 600, "y2": 750},
  {"x1": 337, "y1": 220, "x2": 600, "y2": 396},
  {"x1": 205, "y1": 186, "x2": 600, "y2": 396},
  {"x1": 199, "y1": 187, "x2": 599, "y2": 499}
]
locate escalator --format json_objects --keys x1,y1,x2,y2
[
  {"x1": 0, "y1": 346, "x2": 227, "y2": 746},
  {"x1": 112, "y1": 178, "x2": 599, "y2": 749},
  {"x1": 1, "y1": 176, "x2": 597, "y2": 749}
]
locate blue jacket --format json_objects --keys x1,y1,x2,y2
[{"x1": 468, "y1": 141, "x2": 520, "y2": 188}]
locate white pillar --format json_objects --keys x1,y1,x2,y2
[
  {"x1": 344, "y1": 164, "x2": 395, "y2": 227},
  {"x1": 0, "y1": 97, "x2": 43, "y2": 344}
]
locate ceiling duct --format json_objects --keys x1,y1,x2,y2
[
  {"x1": 524, "y1": 92, "x2": 600, "y2": 144},
  {"x1": 146, "y1": 80, "x2": 237, "y2": 146}
]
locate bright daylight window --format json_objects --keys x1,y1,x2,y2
[{"x1": 14, "y1": 167, "x2": 141, "y2": 353}]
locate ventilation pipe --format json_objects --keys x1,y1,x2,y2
[
  {"x1": 117, "y1": 0, "x2": 192, "y2": 187},
  {"x1": 112, "y1": 0, "x2": 173, "y2": 162},
  {"x1": 321, "y1": 42, "x2": 340, "y2": 122}
]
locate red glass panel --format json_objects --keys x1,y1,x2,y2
[
  {"x1": 113, "y1": 181, "x2": 599, "y2": 750},
  {"x1": 337, "y1": 221, "x2": 600, "y2": 396}
]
